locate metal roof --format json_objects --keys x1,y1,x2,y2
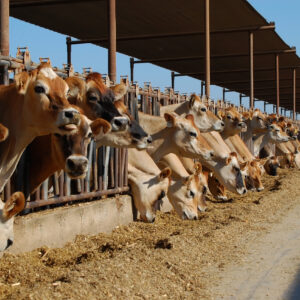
[{"x1": 10, "y1": 0, "x2": 300, "y2": 112}]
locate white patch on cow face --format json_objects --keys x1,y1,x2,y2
[
  {"x1": 0, "y1": 201, "x2": 14, "y2": 252},
  {"x1": 39, "y1": 67, "x2": 58, "y2": 80}
]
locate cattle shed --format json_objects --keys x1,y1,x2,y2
[{"x1": 1, "y1": 0, "x2": 300, "y2": 119}]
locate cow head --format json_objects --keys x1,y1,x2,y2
[
  {"x1": 263, "y1": 156, "x2": 279, "y2": 176},
  {"x1": 0, "y1": 192, "x2": 25, "y2": 252},
  {"x1": 218, "y1": 107, "x2": 247, "y2": 136},
  {"x1": 241, "y1": 159, "x2": 264, "y2": 192},
  {"x1": 243, "y1": 109, "x2": 267, "y2": 134},
  {"x1": 188, "y1": 94, "x2": 224, "y2": 132},
  {"x1": 128, "y1": 166, "x2": 171, "y2": 223},
  {"x1": 164, "y1": 113, "x2": 214, "y2": 160},
  {"x1": 65, "y1": 74, "x2": 128, "y2": 131},
  {"x1": 168, "y1": 163, "x2": 207, "y2": 220},
  {"x1": 207, "y1": 173, "x2": 228, "y2": 201},
  {"x1": 17, "y1": 62, "x2": 80, "y2": 136}
]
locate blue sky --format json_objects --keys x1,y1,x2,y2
[{"x1": 8, "y1": 0, "x2": 300, "y2": 118}]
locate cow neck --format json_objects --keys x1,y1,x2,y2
[
  {"x1": 28, "y1": 135, "x2": 63, "y2": 194},
  {"x1": 0, "y1": 85, "x2": 37, "y2": 192},
  {"x1": 173, "y1": 101, "x2": 189, "y2": 115},
  {"x1": 253, "y1": 133, "x2": 274, "y2": 157},
  {"x1": 147, "y1": 126, "x2": 177, "y2": 162}
]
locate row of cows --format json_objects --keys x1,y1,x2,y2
[{"x1": 0, "y1": 61, "x2": 299, "y2": 253}]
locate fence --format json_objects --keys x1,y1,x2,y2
[{"x1": 0, "y1": 49, "x2": 298, "y2": 212}]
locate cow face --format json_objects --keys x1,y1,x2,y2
[
  {"x1": 53, "y1": 115, "x2": 94, "y2": 179},
  {"x1": 242, "y1": 160, "x2": 264, "y2": 192},
  {"x1": 164, "y1": 113, "x2": 214, "y2": 160},
  {"x1": 263, "y1": 156, "x2": 279, "y2": 176},
  {"x1": 218, "y1": 107, "x2": 247, "y2": 136},
  {"x1": 267, "y1": 123, "x2": 290, "y2": 143},
  {"x1": 168, "y1": 172, "x2": 204, "y2": 220},
  {"x1": 18, "y1": 63, "x2": 80, "y2": 136},
  {"x1": 0, "y1": 192, "x2": 25, "y2": 252},
  {"x1": 207, "y1": 174, "x2": 228, "y2": 201},
  {"x1": 243, "y1": 109, "x2": 267, "y2": 134},
  {"x1": 128, "y1": 167, "x2": 171, "y2": 223},
  {"x1": 188, "y1": 94, "x2": 224, "y2": 132},
  {"x1": 65, "y1": 74, "x2": 128, "y2": 131}
]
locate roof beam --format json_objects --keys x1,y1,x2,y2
[
  {"x1": 10, "y1": 0, "x2": 104, "y2": 8},
  {"x1": 133, "y1": 48, "x2": 296, "y2": 64},
  {"x1": 214, "y1": 77, "x2": 300, "y2": 85},
  {"x1": 68, "y1": 23, "x2": 275, "y2": 45},
  {"x1": 174, "y1": 66, "x2": 300, "y2": 77}
]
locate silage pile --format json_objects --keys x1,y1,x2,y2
[{"x1": 0, "y1": 168, "x2": 300, "y2": 300}]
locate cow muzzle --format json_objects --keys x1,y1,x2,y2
[
  {"x1": 111, "y1": 116, "x2": 129, "y2": 131},
  {"x1": 65, "y1": 155, "x2": 89, "y2": 179},
  {"x1": 57, "y1": 108, "x2": 80, "y2": 133}
]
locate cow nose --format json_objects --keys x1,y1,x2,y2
[
  {"x1": 147, "y1": 136, "x2": 152, "y2": 144},
  {"x1": 112, "y1": 116, "x2": 128, "y2": 131},
  {"x1": 210, "y1": 151, "x2": 214, "y2": 157},
  {"x1": 193, "y1": 216, "x2": 198, "y2": 220},
  {"x1": 151, "y1": 217, "x2": 156, "y2": 223},
  {"x1": 65, "y1": 110, "x2": 74, "y2": 119},
  {"x1": 242, "y1": 188, "x2": 247, "y2": 194},
  {"x1": 67, "y1": 156, "x2": 88, "y2": 171},
  {"x1": 5, "y1": 239, "x2": 13, "y2": 250},
  {"x1": 220, "y1": 121, "x2": 225, "y2": 127}
]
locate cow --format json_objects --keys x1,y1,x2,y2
[
  {"x1": 0, "y1": 62, "x2": 80, "y2": 192},
  {"x1": 160, "y1": 94, "x2": 224, "y2": 132},
  {"x1": 138, "y1": 112, "x2": 214, "y2": 162},
  {"x1": 128, "y1": 148, "x2": 171, "y2": 223},
  {"x1": 0, "y1": 192, "x2": 25, "y2": 252}
]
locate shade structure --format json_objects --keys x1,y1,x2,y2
[{"x1": 10, "y1": 0, "x2": 300, "y2": 112}]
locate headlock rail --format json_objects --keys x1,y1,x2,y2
[{"x1": 1, "y1": 49, "x2": 299, "y2": 212}]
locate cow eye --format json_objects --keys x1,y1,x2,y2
[
  {"x1": 189, "y1": 190, "x2": 195, "y2": 198},
  {"x1": 34, "y1": 85, "x2": 45, "y2": 94},
  {"x1": 202, "y1": 186, "x2": 207, "y2": 194},
  {"x1": 189, "y1": 131, "x2": 197, "y2": 138},
  {"x1": 227, "y1": 115, "x2": 232, "y2": 119},
  {"x1": 87, "y1": 132, "x2": 93, "y2": 138},
  {"x1": 200, "y1": 107, "x2": 207, "y2": 112},
  {"x1": 87, "y1": 94, "x2": 98, "y2": 102},
  {"x1": 257, "y1": 116, "x2": 262, "y2": 120},
  {"x1": 233, "y1": 166, "x2": 240, "y2": 172}
]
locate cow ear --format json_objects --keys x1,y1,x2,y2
[
  {"x1": 65, "y1": 77, "x2": 85, "y2": 105},
  {"x1": 239, "y1": 161, "x2": 248, "y2": 170},
  {"x1": 183, "y1": 175, "x2": 192, "y2": 186},
  {"x1": 278, "y1": 116, "x2": 285, "y2": 122},
  {"x1": 217, "y1": 110, "x2": 225, "y2": 120},
  {"x1": 90, "y1": 118, "x2": 112, "y2": 136},
  {"x1": 159, "y1": 167, "x2": 172, "y2": 180},
  {"x1": 242, "y1": 111, "x2": 252, "y2": 120},
  {"x1": 15, "y1": 71, "x2": 31, "y2": 94},
  {"x1": 185, "y1": 114, "x2": 195, "y2": 122},
  {"x1": 111, "y1": 83, "x2": 128, "y2": 101},
  {"x1": 193, "y1": 162, "x2": 202, "y2": 175},
  {"x1": 230, "y1": 152, "x2": 237, "y2": 158},
  {"x1": 3, "y1": 192, "x2": 25, "y2": 220},
  {"x1": 189, "y1": 93, "x2": 197, "y2": 108},
  {"x1": 164, "y1": 113, "x2": 177, "y2": 127},
  {"x1": 0, "y1": 123, "x2": 8, "y2": 142},
  {"x1": 225, "y1": 155, "x2": 232, "y2": 165}
]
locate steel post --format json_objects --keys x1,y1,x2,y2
[
  {"x1": 108, "y1": 0, "x2": 116, "y2": 82},
  {"x1": 205, "y1": 0, "x2": 210, "y2": 99},
  {"x1": 249, "y1": 31, "x2": 254, "y2": 109},
  {"x1": 130, "y1": 57, "x2": 134, "y2": 83},
  {"x1": 275, "y1": 54, "x2": 280, "y2": 115},
  {"x1": 0, "y1": 0, "x2": 9, "y2": 85},
  {"x1": 293, "y1": 68, "x2": 296, "y2": 121},
  {"x1": 171, "y1": 71, "x2": 175, "y2": 89}
]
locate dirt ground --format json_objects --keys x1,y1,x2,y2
[{"x1": 0, "y1": 168, "x2": 300, "y2": 300}]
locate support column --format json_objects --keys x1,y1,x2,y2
[
  {"x1": 201, "y1": 81, "x2": 205, "y2": 97},
  {"x1": 249, "y1": 31, "x2": 254, "y2": 109},
  {"x1": 239, "y1": 94, "x2": 242, "y2": 106},
  {"x1": 263, "y1": 101, "x2": 266, "y2": 113},
  {"x1": 275, "y1": 53, "x2": 280, "y2": 115},
  {"x1": 293, "y1": 68, "x2": 296, "y2": 121},
  {"x1": 171, "y1": 71, "x2": 175, "y2": 90},
  {"x1": 130, "y1": 57, "x2": 134, "y2": 83},
  {"x1": 108, "y1": 0, "x2": 116, "y2": 82},
  {"x1": 66, "y1": 37, "x2": 72, "y2": 77},
  {"x1": 0, "y1": 0, "x2": 9, "y2": 85},
  {"x1": 223, "y1": 88, "x2": 226, "y2": 101},
  {"x1": 205, "y1": 0, "x2": 210, "y2": 99}
]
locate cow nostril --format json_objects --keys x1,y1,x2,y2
[
  {"x1": 151, "y1": 217, "x2": 156, "y2": 223},
  {"x1": 193, "y1": 216, "x2": 198, "y2": 220},
  {"x1": 160, "y1": 191, "x2": 165, "y2": 198},
  {"x1": 147, "y1": 136, "x2": 152, "y2": 144},
  {"x1": 221, "y1": 121, "x2": 225, "y2": 126},
  {"x1": 6, "y1": 239, "x2": 13, "y2": 249},
  {"x1": 210, "y1": 151, "x2": 214, "y2": 157},
  {"x1": 114, "y1": 119, "x2": 122, "y2": 127},
  {"x1": 243, "y1": 188, "x2": 247, "y2": 194},
  {"x1": 67, "y1": 158, "x2": 76, "y2": 170},
  {"x1": 65, "y1": 111, "x2": 74, "y2": 119}
]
